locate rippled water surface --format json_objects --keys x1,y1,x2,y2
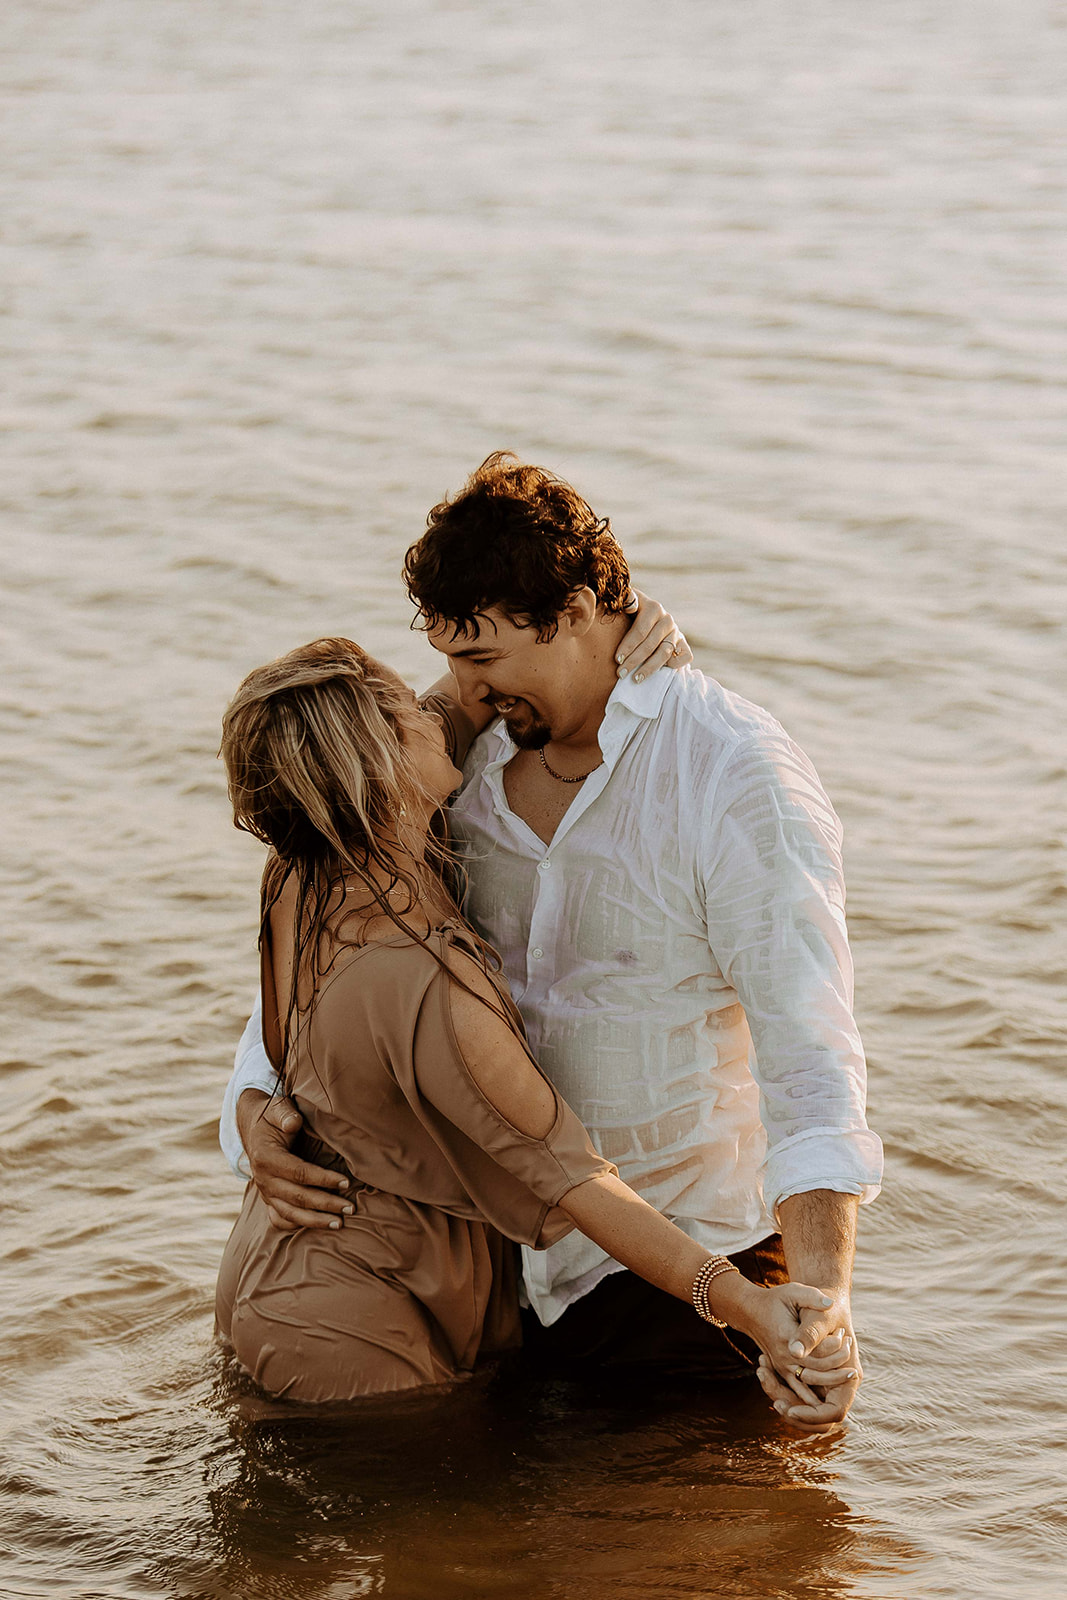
[{"x1": 2, "y1": 3, "x2": 1065, "y2": 1596}]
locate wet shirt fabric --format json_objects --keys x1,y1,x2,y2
[
  {"x1": 447, "y1": 667, "x2": 882, "y2": 1324},
  {"x1": 215, "y1": 923, "x2": 613, "y2": 1400}
]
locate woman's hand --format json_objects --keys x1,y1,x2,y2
[
  {"x1": 755, "y1": 1299, "x2": 864, "y2": 1432},
  {"x1": 617, "y1": 590, "x2": 693, "y2": 682},
  {"x1": 756, "y1": 1340, "x2": 864, "y2": 1432},
  {"x1": 726, "y1": 1279, "x2": 859, "y2": 1407}
]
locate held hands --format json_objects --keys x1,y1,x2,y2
[
  {"x1": 236, "y1": 1088, "x2": 353, "y2": 1231},
  {"x1": 728, "y1": 1280, "x2": 860, "y2": 1432},
  {"x1": 755, "y1": 1291, "x2": 862, "y2": 1433}
]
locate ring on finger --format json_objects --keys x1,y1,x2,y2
[{"x1": 794, "y1": 1365, "x2": 804, "y2": 1380}]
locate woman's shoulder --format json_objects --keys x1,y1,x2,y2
[
  {"x1": 314, "y1": 924, "x2": 464, "y2": 1006},
  {"x1": 307, "y1": 940, "x2": 440, "y2": 1061},
  {"x1": 310, "y1": 927, "x2": 511, "y2": 1073},
  {"x1": 318, "y1": 924, "x2": 509, "y2": 1029}
]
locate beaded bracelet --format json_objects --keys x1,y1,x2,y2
[{"x1": 691, "y1": 1255, "x2": 740, "y2": 1328}]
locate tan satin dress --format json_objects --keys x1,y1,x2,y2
[{"x1": 215, "y1": 922, "x2": 614, "y2": 1401}]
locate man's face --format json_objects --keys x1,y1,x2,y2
[{"x1": 425, "y1": 607, "x2": 579, "y2": 749}]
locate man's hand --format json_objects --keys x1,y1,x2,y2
[
  {"x1": 756, "y1": 1295, "x2": 862, "y2": 1433},
  {"x1": 727, "y1": 1278, "x2": 858, "y2": 1405},
  {"x1": 237, "y1": 1088, "x2": 354, "y2": 1232},
  {"x1": 767, "y1": 1190, "x2": 862, "y2": 1432}
]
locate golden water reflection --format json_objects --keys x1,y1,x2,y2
[{"x1": 203, "y1": 1361, "x2": 920, "y2": 1599}]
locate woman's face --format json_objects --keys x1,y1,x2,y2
[{"x1": 379, "y1": 666, "x2": 463, "y2": 806}]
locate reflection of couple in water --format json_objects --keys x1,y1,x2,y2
[{"x1": 215, "y1": 453, "x2": 882, "y2": 1429}]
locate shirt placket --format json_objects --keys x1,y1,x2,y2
[
  {"x1": 523, "y1": 850, "x2": 561, "y2": 1017},
  {"x1": 480, "y1": 708, "x2": 641, "y2": 1004}
]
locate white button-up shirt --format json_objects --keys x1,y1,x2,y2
[
  {"x1": 221, "y1": 666, "x2": 882, "y2": 1327},
  {"x1": 447, "y1": 666, "x2": 881, "y2": 1323}
]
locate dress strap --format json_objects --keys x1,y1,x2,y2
[{"x1": 437, "y1": 917, "x2": 487, "y2": 959}]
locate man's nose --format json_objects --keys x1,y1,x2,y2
[{"x1": 449, "y1": 660, "x2": 488, "y2": 706}]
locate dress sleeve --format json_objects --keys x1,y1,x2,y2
[{"x1": 402, "y1": 958, "x2": 616, "y2": 1249}]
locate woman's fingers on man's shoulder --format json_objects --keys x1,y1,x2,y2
[
  {"x1": 616, "y1": 593, "x2": 692, "y2": 680},
  {"x1": 632, "y1": 632, "x2": 692, "y2": 680}
]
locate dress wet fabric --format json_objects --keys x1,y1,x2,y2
[{"x1": 215, "y1": 923, "x2": 614, "y2": 1401}]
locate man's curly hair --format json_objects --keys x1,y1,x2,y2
[{"x1": 403, "y1": 452, "x2": 631, "y2": 640}]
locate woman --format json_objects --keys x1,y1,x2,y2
[{"x1": 215, "y1": 638, "x2": 854, "y2": 1402}]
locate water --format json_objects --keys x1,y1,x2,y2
[{"x1": 2, "y1": 2, "x2": 1065, "y2": 1595}]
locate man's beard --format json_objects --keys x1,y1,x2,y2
[
  {"x1": 508, "y1": 716, "x2": 551, "y2": 751},
  {"x1": 487, "y1": 696, "x2": 551, "y2": 750}
]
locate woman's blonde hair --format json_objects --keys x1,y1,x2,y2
[
  {"x1": 220, "y1": 637, "x2": 489, "y2": 1083},
  {"x1": 223, "y1": 637, "x2": 426, "y2": 871}
]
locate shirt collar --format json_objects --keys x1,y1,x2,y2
[
  {"x1": 486, "y1": 665, "x2": 676, "y2": 765},
  {"x1": 606, "y1": 664, "x2": 676, "y2": 720}
]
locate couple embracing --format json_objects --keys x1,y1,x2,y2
[{"x1": 215, "y1": 452, "x2": 882, "y2": 1430}]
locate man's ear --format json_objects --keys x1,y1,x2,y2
[{"x1": 560, "y1": 586, "x2": 599, "y2": 637}]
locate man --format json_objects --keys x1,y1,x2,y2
[{"x1": 222, "y1": 453, "x2": 882, "y2": 1428}]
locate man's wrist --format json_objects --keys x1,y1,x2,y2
[
  {"x1": 778, "y1": 1189, "x2": 858, "y2": 1296},
  {"x1": 238, "y1": 1087, "x2": 271, "y2": 1107},
  {"x1": 236, "y1": 1086, "x2": 271, "y2": 1151}
]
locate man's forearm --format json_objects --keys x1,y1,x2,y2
[
  {"x1": 772, "y1": 1189, "x2": 862, "y2": 1424},
  {"x1": 777, "y1": 1189, "x2": 858, "y2": 1295},
  {"x1": 236, "y1": 1086, "x2": 273, "y2": 1160}
]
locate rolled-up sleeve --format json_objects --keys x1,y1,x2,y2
[
  {"x1": 219, "y1": 991, "x2": 282, "y2": 1180},
  {"x1": 701, "y1": 731, "x2": 883, "y2": 1218}
]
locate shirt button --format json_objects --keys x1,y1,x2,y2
[
  {"x1": 531, "y1": 947, "x2": 544, "y2": 959},
  {"x1": 538, "y1": 859, "x2": 551, "y2": 871}
]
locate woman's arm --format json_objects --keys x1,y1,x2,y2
[
  {"x1": 556, "y1": 1172, "x2": 853, "y2": 1387},
  {"x1": 446, "y1": 959, "x2": 856, "y2": 1386}
]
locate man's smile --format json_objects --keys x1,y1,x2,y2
[
  {"x1": 485, "y1": 694, "x2": 524, "y2": 717},
  {"x1": 478, "y1": 692, "x2": 552, "y2": 750}
]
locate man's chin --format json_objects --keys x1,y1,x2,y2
[{"x1": 504, "y1": 716, "x2": 551, "y2": 751}]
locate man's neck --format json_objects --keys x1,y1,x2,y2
[{"x1": 549, "y1": 613, "x2": 630, "y2": 752}]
